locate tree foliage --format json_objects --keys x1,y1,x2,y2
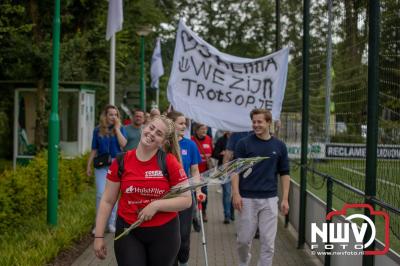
[{"x1": 0, "y1": 0, "x2": 175, "y2": 151}]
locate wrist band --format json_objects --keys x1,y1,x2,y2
[{"x1": 95, "y1": 236, "x2": 104, "y2": 238}]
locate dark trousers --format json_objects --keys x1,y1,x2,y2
[
  {"x1": 114, "y1": 216, "x2": 180, "y2": 266},
  {"x1": 201, "y1": 185, "x2": 208, "y2": 211},
  {"x1": 175, "y1": 203, "x2": 194, "y2": 264}
]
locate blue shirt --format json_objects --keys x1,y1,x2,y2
[
  {"x1": 234, "y1": 135, "x2": 289, "y2": 199},
  {"x1": 179, "y1": 138, "x2": 202, "y2": 177},
  {"x1": 226, "y1": 131, "x2": 253, "y2": 155},
  {"x1": 91, "y1": 127, "x2": 127, "y2": 158}
]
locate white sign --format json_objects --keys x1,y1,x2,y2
[{"x1": 167, "y1": 20, "x2": 289, "y2": 132}]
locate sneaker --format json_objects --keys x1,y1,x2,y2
[
  {"x1": 223, "y1": 218, "x2": 230, "y2": 224},
  {"x1": 108, "y1": 224, "x2": 116, "y2": 233},
  {"x1": 193, "y1": 218, "x2": 201, "y2": 232},
  {"x1": 92, "y1": 227, "x2": 96, "y2": 235}
]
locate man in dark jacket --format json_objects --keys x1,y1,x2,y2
[{"x1": 232, "y1": 109, "x2": 290, "y2": 266}]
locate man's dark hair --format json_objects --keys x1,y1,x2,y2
[
  {"x1": 132, "y1": 108, "x2": 145, "y2": 115},
  {"x1": 250, "y1": 108, "x2": 272, "y2": 122}
]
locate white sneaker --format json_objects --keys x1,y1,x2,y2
[
  {"x1": 92, "y1": 227, "x2": 95, "y2": 235},
  {"x1": 108, "y1": 224, "x2": 116, "y2": 233}
]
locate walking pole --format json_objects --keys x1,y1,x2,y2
[{"x1": 197, "y1": 194, "x2": 209, "y2": 266}]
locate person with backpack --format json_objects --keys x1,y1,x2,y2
[
  {"x1": 94, "y1": 116, "x2": 192, "y2": 266},
  {"x1": 86, "y1": 105, "x2": 127, "y2": 234},
  {"x1": 167, "y1": 111, "x2": 205, "y2": 266},
  {"x1": 212, "y1": 131, "x2": 233, "y2": 224}
]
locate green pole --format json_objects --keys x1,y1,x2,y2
[
  {"x1": 47, "y1": 0, "x2": 60, "y2": 226},
  {"x1": 363, "y1": 1, "x2": 380, "y2": 265},
  {"x1": 298, "y1": 0, "x2": 310, "y2": 249},
  {"x1": 140, "y1": 35, "x2": 145, "y2": 111}
]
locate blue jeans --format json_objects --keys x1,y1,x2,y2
[
  {"x1": 222, "y1": 181, "x2": 233, "y2": 219},
  {"x1": 95, "y1": 166, "x2": 117, "y2": 227}
]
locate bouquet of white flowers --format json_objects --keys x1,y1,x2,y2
[{"x1": 114, "y1": 156, "x2": 268, "y2": 240}]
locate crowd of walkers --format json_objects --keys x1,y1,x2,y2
[{"x1": 88, "y1": 105, "x2": 290, "y2": 266}]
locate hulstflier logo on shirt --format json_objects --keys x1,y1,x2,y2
[
  {"x1": 125, "y1": 186, "x2": 165, "y2": 195},
  {"x1": 145, "y1": 170, "x2": 164, "y2": 178},
  {"x1": 182, "y1": 149, "x2": 188, "y2": 155}
]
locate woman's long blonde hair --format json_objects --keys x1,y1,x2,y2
[
  {"x1": 154, "y1": 116, "x2": 182, "y2": 165},
  {"x1": 98, "y1": 105, "x2": 121, "y2": 137}
]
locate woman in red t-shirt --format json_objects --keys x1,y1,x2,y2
[
  {"x1": 191, "y1": 123, "x2": 213, "y2": 222},
  {"x1": 94, "y1": 116, "x2": 192, "y2": 266}
]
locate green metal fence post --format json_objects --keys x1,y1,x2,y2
[
  {"x1": 47, "y1": 0, "x2": 61, "y2": 226},
  {"x1": 275, "y1": 0, "x2": 290, "y2": 229},
  {"x1": 298, "y1": 0, "x2": 310, "y2": 249},
  {"x1": 363, "y1": 1, "x2": 380, "y2": 265}
]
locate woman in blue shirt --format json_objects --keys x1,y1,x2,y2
[
  {"x1": 167, "y1": 111, "x2": 205, "y2": 266},
  {"x1": 87, "y1": 105, "x2": 127, "y2": 233}
]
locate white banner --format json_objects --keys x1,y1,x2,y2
[{"x1": 167, "y1": 20, "x2": 289, "y2": 131}]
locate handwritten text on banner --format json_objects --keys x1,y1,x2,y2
[{"x1": 167, "y1": 20, "x2": 289, "y2": 131}]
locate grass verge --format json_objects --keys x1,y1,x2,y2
[{"x1": 0, "y1": 187, "x2": 95, "y2": 265}]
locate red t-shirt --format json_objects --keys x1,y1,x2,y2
[
  {"x1": 191, "y1": 135, "x2": 213, "y2": 173},
  {"x1": 107, "y1": 150, "x2": 188, "y2": 227}
]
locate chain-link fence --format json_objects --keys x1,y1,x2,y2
[{"x1": 280, "y1": 0, "x2": 399, "y2": 253}]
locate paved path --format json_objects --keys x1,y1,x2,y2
[{"x1": 73, "y1": 187, "x2": 321, "y2": 266}]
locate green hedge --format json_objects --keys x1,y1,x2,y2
[
  {"x1": 0, "y1": 187, "x2": 95, "y2": 265},
  {"x1": 0, "y1": 151, "x2": 92, "y2": 233}
]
